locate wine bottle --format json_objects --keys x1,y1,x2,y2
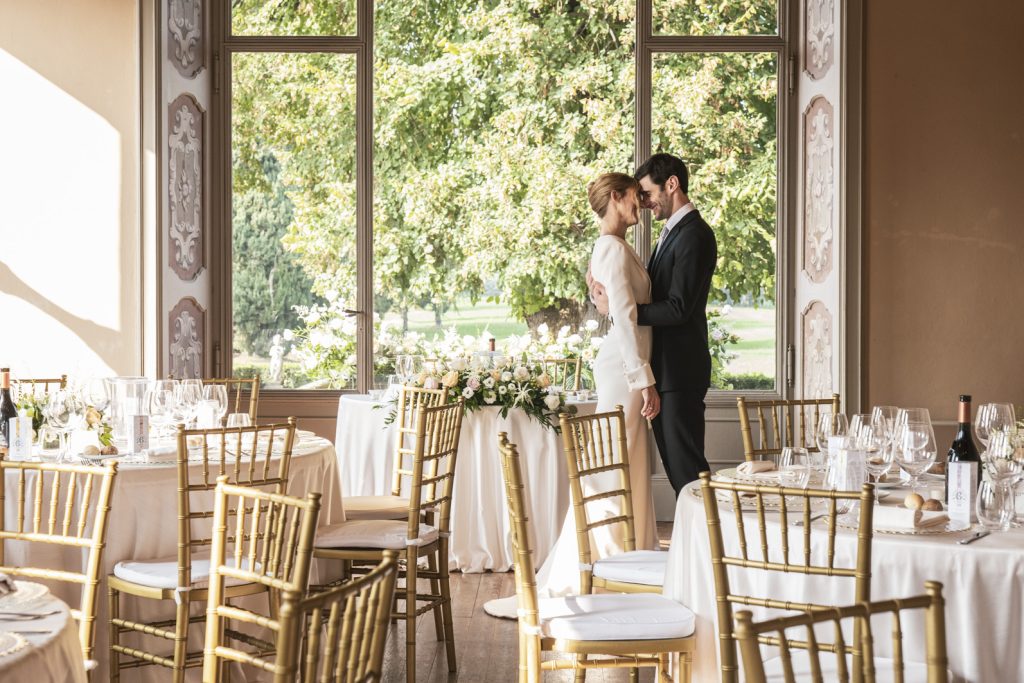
[
  {"x1": 946, "y1": 394, "x2": 981, "y2": 500},
  {"x1": 0, "y1": 368, "x2": 18, "y2": 456}
]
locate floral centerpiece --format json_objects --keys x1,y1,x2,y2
[
  {"x1": 395, "y1": 357, "x2": 575, "y2": 430},
  {"x1": 15, "y1": 390, "x2": 114, "y2": 448}
]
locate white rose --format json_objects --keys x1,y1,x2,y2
[
  {"x1": 450, "y1": 358, "x2": 467, "y2": 371},
  {"x1": 544, "y1": 394, "x2": 561, "y2": 411},
  {"x1": 501, "y1": 371, "x2": 513, "y2": 382},
  {"x1": 462, "y1": 387, "x2": 475, "y2": 399},
  {"x1": 441, "y1": 370, "x2": 460, "y2": 388},
  {"x1": 558, "y1": 325, "x2": 571, "y2": 338},
  {"x1": 711, "y1": 328, "x2": 725, "y2": 341},
  {"x1": 537, "y1": 323, "x2": 549, "y2": 335},
  {"x1": 567, "y1": 334, "x2": 582, "y2": 345},
  {"x1": 483, "y1": 391, "x2": 497, "y2": 404},
  {"x1": 513, "y1": 366, "x2": 530, "y2": 381},
  {"x1": 483, "y1": 377, "x2": 495, "y2": 389},
  {"x1": 585, "y1": 319, "x2": 599, "y2": 331},
  {"x1": 498, "y1": 385, "x2": 508, "y2": 395},
  {"x1": 423, "y1": 376, "x2": 440, "y2": 390},
  {"x1": 282, "y1": 329, "x2": 295, "y2": 341},
  {"x1": 462, "y1": 335, "x2": 476, "y2": 347},
  {"x1": 329, "y1": 317, "x2": 343, "y2": 330}
]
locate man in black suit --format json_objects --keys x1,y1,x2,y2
[{"x1": 592, "y1": 153, "x2": 718, "y2": 493}]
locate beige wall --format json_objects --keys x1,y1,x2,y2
[
  {"x1": 864, "y1": 1, "x2": 1024, "y2": 434},
  {"x1": 0, "y1": 0, "x2": 141, "y2": 378}
]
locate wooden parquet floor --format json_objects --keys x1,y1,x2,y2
[{"x1": 378, "y1": 524, "x2": 675, "y2": 682}]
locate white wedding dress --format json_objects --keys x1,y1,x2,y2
[{"x1": 485, "y1": 234, "x2": 658, "y2": 618}]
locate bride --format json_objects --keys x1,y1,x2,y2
[{"x1": 486, "y1": 172, "x2": 659, "y2": 617}]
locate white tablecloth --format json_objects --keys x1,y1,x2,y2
[
  {"x1": 0, "y1": 593, "x2": 86, "y2": 683},
  {"x1": 663, "y1": 480, "x2": 1024, "y2": 682},
  {"x1": 336, "y1": 395, "x2": 598, "y2": 572},
  {"x1": 4, "y1": 434, "x2": 344, "y2": 682}
]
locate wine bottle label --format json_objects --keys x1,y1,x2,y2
[
  {"x1": 129, "y1": 415, "x2": 150, "y2": 453},
  {"x1": 948, "y1": 461, "x2": 977, "y2": 523},
  {"x1": 8, "y1": 417, "x2": 33, "y2": 458}
]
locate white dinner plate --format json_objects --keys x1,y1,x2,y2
[
  {"x1": 0, "y1": 632, "x2": 28, "y2": 658},
  {"x1": 837, "y1": 513, "x2": 970, "y2": 536},
  {"x1": 0, "y1": 581, "x2": 50, "y2": 611}
]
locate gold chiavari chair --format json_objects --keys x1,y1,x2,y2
[
  {"x1": 11, "y1": 374, "x2": 68, "y2": 400},
  {"x1": 543, "y1": 357, "x2": 583, "y2": 392},
  {"x1": 108, "y1": 418, "x2": 298, "y2": 682},
  {"x1": 560, "y1": 407, "x2": 667, "y2": 596},
  {"x1": 734, "y1": 581, "x2": 949, "y2": 683},
  {"x1": 200, "y1": 477, "x2": 321, "y2": 682},
  {"x1": 314, "y1": 400, "x2": 463, "y2": 683},
  {"x1": 736, "y1": 394, "x2": 841, "y2": 462},
  {"x1": 499, "y1": 433, "x2": 695, "y2": 682},
  {"x1": 273, "y1": 551, "x2": 399, "y2": 683},
  {"x1": 699, "y1": 472, "x2": 876, "y2": 683},
  {"x1": 0, "y1": 457, "x2": 117, "y2": 670},
  {"x1": 203, "y1": 376, "x2": 261, "y2": 423},
  {"x1": 343, "y1": 384, "x2": 447, "y2": 521}
]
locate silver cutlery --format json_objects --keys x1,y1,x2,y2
[
  {"x1": 794, "y1": 513, "x2": 827, "y2": 527},
  {"x1": 0, "y1": 610, "x2": 60, "y2": 621},
  {"x1": 957, "y1": 530, "x2": 990, "y2": 545}
]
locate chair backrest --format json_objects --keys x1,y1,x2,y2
[
  {"x1": 734, "y1": 581, "x2": 949, "y2": 683},
  {"x1": 0, "y1": 457, "x2": 117, "y2": 664},
  {"x1": 558, "y1": 407, "x2": 637, "y2": 570},
  {"x1": 273, "y1": 551, "x2": 400, "y2": 683},
  {"x1": 11, "y1": 375, "x2": 68, "y2": 400},
  {"x1": 404, "y1": 400, "x2": 463, "y2": 539},
  {"x1": 389, "y1": 385, "x2": 447, "y2": 498},
  {"x1": 736, "y1": 394, "x2": 840, "y2": 461},
  {"x1": 204, "y1": 376, "x2": 261, "y2": 422},
  {"x1": 202, "y1": 478, "x2": 321, "y2": 681},
  {"x1": 497, "y1": 433, "x2": 542, "y2": 635},
  {"x1": 699, "y1": 472, "x2": 875, "y2": 683},
  {"x1": 543, "y1": 357, "x2": 583, "y2": 392},
  {"x1": 175, "y1": 418, "x2": 297, "y2": 597}
]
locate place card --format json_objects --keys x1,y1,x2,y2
[
  {"x1": 129, "y1": 415, "x2": 150, "y2": 453},
  {"x1": 947, "y1": 461, "x2": 977, "y2": 523},
  {"x1": 8, "y1": 417, "x2": 33, "y2": 458},
  {"x1": 196, "y1": 400, "x2": 220, "y2": 429},
  {"x1": 834, "y1": 447, "x2": 866, "y2": 491}
]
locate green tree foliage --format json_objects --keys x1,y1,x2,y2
[
  {"x1": 230, "y1": 0, "x2": 778, "y2": 335},
  {"x1": 232, "y1": 153, "x2": 320, "y2": 355}
]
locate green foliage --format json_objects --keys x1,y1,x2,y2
[{"x1": 720, "y1": 372, "x2": 775, "y2": 390}]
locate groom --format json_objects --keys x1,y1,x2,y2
[{"x1": 592, "y1": 153, "x2": 717, "y2": 494}]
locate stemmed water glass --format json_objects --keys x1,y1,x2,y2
[
  {"x1": 859, "y1": 419, "x2": 893, "y2": 483},
  {"x1": 146, "y1": 388, "x2": 176, "y2": 438},
  {"x1": 175, "y1": 379, "x2": 203, "y2": 427},
  {"x1": 976, "y1": 403, "x2": 1016, "y2": 449},
  {"x1": 396, "y1": 355, "x2": 414, "y2": 384},
  {"x1": 44, "y1": 389, "x2": 85, "y2": 462},
  {"x1": 202, "y1": 384, "x2": 229, "y2": 427},
  {"x1": 894, "y1": 420, "x2": 936, "y2": 494},
  {"x1": 815, "y1": 412, "x2": 849, "y2": 486}
]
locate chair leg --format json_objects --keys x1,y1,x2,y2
[
  {"x1": 405, "y1": 555, "x2": 417, "y2": 683},
  {"x1": 438, "y1": 550, "x2": 456, "y2": 672},
  {"x1": 172, "y1": 595, "x2": 190, "y2": 683},
  {"x1": 518, "y1": 630, "x2": 528, "y2": 683},
  {"x1": 108, "y1": 586, "x2": 120, "y2": 683},
  {"x1": 427, "y1": 551, "x2": 444, "y2": 640}
]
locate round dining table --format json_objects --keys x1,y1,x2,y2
[
  {"x1": 663, "y1": 477, "x2": 1024, "y2": 683},
  {"x1": 336, "y1": 394, "x2": 598, "y2": 572},
  {"x1": 0, "y1": 589, "x2": 86, "y2": 683},
  {"x1": 3, "y1": 432, "x2": 344, "y2": 683}
]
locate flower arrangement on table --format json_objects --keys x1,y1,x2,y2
[
  {"x1": 393, "y1": 357, "x2": 576, "y2": 430},
  {"x1": 15, "y1": 391, "x2": 114, "y2": 449}
]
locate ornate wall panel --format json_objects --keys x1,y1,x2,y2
[
  {"x1": 805, "y1": 0, "x2": 834, "y2": 80},
  {"x1": 803, "y1": 96, "x2": 834, "y2": 284},
  {"x1": 802, "y1": 300, "x2": 833, "y2": 399},
  {"x1": 169, "y1": 297, "x2": 205, "y2": 379},
  {"x1": 168, "y1": 0, "x2": 203, "y2": 78},
  {"x1": 168, "y1": 93, "x2": 203, "y2": 280}
]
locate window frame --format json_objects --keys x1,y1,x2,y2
[{"x1": 210, "y1": 0, "x2": 792, "y2": 405}]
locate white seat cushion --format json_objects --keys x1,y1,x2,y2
[
  {"x1": 762, "y1": 652, "x2": 932, "y2": 683},
  {"x1": 113, "y1": 555, "x2": 256, "y2": 590},
  {"x1": 537, "y1": 593, "x2": 695, "y2": 641},
  {"x1": 592, "y1": 550, "x2": 667, "y2": 587},
  {"x1": 343, "y1": 495, "x2": 409, "y2": 520},
  {"x1": 316, "y1": 519, "x2": 438, "y2": 550}
]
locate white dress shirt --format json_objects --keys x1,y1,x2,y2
[{"x1": 653, "y1": 202, "x2": 696, "y2": 259}]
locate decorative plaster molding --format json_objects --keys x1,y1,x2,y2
[
  {"x1": 168, "y1": 0, "x2": 204, "y2": 78},
  {"x1": 169, "y1": 297, "x2": 205, "y2": 379},
  {"x1": 802, "y1": 300, "x2": 833, "y2": 399},
  {"x1": 804, "y1": 96, "x2": 834, "y2": 284},
  {"x1": 168, "y1": 93, "x2": 204, "y2": 280},
  {"x1": 806, "y1": 0, "x2": 835, "y2": 80}
]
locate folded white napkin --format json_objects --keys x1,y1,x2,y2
[
  {"x1": 737, "y1": 461, "x2": 776, "y2": 476},
  {"x1": 873, "y1": 506, "x2": 948, "y2": 530},
  {"x1": 0, "y1": 573, "x2": 17, "y2": 595},
  {"x1": 144, "y1": 445, "x2": 179, "y2": 463}
]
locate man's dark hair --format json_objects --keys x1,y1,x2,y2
[{"x1": 635, "y1": 153, "x2": 689, "y2": 194}]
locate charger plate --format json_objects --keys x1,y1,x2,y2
[
  {"x1": 0, "y1": 581, "x2": 50, "y2": 611},
  {"x1": 837, "y1": 513, "x2": 970, "y2": 536},
  {"x1": 0, "y1": 632, "x2": 28, "y2": 658}
]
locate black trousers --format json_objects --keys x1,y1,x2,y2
[{"x1": 651, "y1": 389, "x2": 709, "y2": 494}]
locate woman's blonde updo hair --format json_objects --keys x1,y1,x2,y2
[{"x1": 587, "y1": 172, "x2": 640, "y2": 219}]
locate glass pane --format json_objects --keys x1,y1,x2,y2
[
  {"x1": 231, "y1": 52, "x2": 358, "y2": 389},
  {"x1": 652, "y1": 52, "x2": 778, "y2": 390},
  {"x1": 367, "y1": 0, "x2": 634, "y2": 387},
  {"x1": 653, "y1": 0, "x2": 778, "y2": 36},
  {"x1": 232, "y1": 0, "x2": 356, "y2": 36}
]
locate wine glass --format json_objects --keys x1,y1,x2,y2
[
  {"x1": 982, "y1": 430, "x2": 1022, "y2": 483},
  {"x1": 202, "y1": 385, "x2": 229, "y2": 427},
  {"x1": 848, "y1": 414, "x2": 873, "y2": 448},
  {"x1": 895, "y1": 407, "x2": 931, "y2": 428},
  {"x1": 44, "y1": 389, "x2": 85, "y2": 462},
  {"x1": 146, "y1": 389, "x2": 176, "y2": 438},
  {"x1": 977, "y1": 480, "x2": 1014, "y2": 532},
  {"x1": 174, "y1": 380, "x2": 202, "y2": 427},
  {"x1": 778, "y1": 447, "x2": 811, "y2": 489},
  {"x1": 226, "y1": 413, "x2": 252, "y2": 429},
  {"x1": 860, "y1": 420, "x2": 894, "y2": 483},
  {"x1": 396, "y1": 355, "x2": 414, "y2": 383},
  {"x1": 80, "y1": 377, "x2": 110, "y2": 412},
  {"x1": 815, "y1": 412, "x2": 849, "y2": 484},
  {"x1": 976, "y1": 403, "x2": 1016, "y2": 449},
  {"x1": 894, "y1": 420, "x2": 935, "y2": 494}
]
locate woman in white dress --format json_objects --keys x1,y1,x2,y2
[{"x1": 486, "y1": 173, "x2": 659, "y2": 617}]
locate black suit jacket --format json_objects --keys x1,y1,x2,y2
[{"x1": 637, "y1": 209, "x2": 718, "y2": 393}]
